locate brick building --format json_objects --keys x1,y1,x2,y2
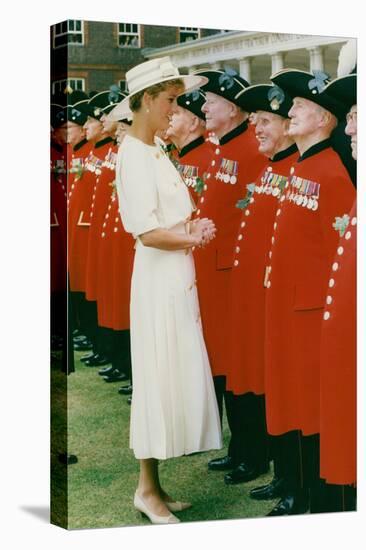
[
  {"x1": 51, "y1": 20, "x2": 354, "y2": 98},
  {"x1": 50, "y1": 20, "x2": 227, "y2": 96}
]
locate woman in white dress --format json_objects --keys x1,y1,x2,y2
[{"x1": 110, "y1": 58, "x2": 222, "y2": 525}]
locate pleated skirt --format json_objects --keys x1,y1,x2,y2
[{"x1": 129, "y1": 236, "x2": 222, "y2": 459}]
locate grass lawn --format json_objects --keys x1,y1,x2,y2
[{"x1": 51, "y1": 352, "x2": 278, "y2": 530}]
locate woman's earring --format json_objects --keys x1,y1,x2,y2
[{"x1": 146, "y1": 108, "x2": 150, "y2": 114}]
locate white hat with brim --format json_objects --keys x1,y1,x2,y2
[{"x1": 108, "y1": 57, "x2": 208, "y2": 121}]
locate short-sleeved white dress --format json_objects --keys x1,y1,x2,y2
[{"x1": 116, "y1": 134, "x2": 222, "y2": 459}]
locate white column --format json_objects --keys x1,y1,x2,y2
[
  {"x1": 308, "y1": 46, "x2": 324, "y2": 72},
  {"x1": 239, "y1": 57, "x2": 251, "y2": 82},
  {"x1": 271, "y1": 52, "x2": 284, "y2": 75}
]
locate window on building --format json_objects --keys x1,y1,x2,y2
[
  {"x1": 179, "y1": 27, "x2": 200, "y2": 43},
  {"x1": 52, "y1": 78, "x2": 86, "y2": 96},
  {"x1": 53, "y1": 20, "x2": 84, "y2": 48},
  {"x1": 118, "y1": 23, "x2": 140, "y2": 47},
  {"x1": 119, "y1": 80, "x2": 128, "y2": 93}
]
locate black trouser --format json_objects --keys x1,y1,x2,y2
[
  {"x1": 270, "y1": 430, "x2": 320, "y2": 490},
  {"x1": 213, "y1": 376, "x2": 269, "y2": 469},
  {"x1": 229, "y1": 392, "x2": 269, "y2": 469},
  {"x1": 269, "y1": 430, "x2": 356, "y2": 512},
  {"x1": 70, "y1": 291, "x2": 98, "y2": 351},
  {"x1": 67, "y1": 283, "x2": 75, "y2": 374},
  {"x1": 51, "y1": 290, "x2": 67, "y2": 345},
  {"x1": 111, "y1": 329, "x2": 132, "y2": 381},
  {"x1": 310, "y1": 480, "x2": 356, "y2": 513}
]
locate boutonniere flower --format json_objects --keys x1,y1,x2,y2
[
  {"x1": 236, "y1": 183, "x2": 255, "y2": 209},
  {"x1": 194, "y1": 177, "x2": 205, "y2": 195},
  {"x1": 332, "y1": 214, "x2": 350, "y2": 237},
  {"x1": 69, "y1": 158, "x2": 84, "y2": 180}
]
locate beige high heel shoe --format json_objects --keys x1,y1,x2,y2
[
  {"x1": 134, "y1": 492, "x2": 180, "y2": 525},
  {"x1": 165, "y1": 501, "x2": 192, "y2": 512}
]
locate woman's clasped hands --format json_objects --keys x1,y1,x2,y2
[{"x1": 190, "y1": 217, "x2": 217, "y2": 248}]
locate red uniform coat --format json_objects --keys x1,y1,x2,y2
[
  {"x1": 175, "y1": 136, "x2": 214, "y2": 203},
  {"x1": 226, "y1": 145, "x2": 299, "y2": 396},
  {"x1": 67, "y1": 140, "x2": 93, "y2": 291},
  {"x1": 264, "y1": 140, "x2": 356, "y2": 436},
  {"x1": 51, "y1": 142, "x2": 67, "y2": 292},
  {"x1": 68, "y1": 140, "x2": 111, "y2": 292},
  {"x1": 194, "y1": 122, "x2": 267, "y2": 376},
  {"x1": 96, "y1": 193, "x2": 116, "y2": 329},
  {"x1": 320, "y1": 201, "x2": 356, "y2": 485},
  {"x1": 85, "y1": 139, "x2": 116, "y2": 301},
  {"x1": 97, "y1": 181, "x2": 134, "y2": 330},
  {"x1": 112, "y1": 202, "x2": 135, "y2": 330}
]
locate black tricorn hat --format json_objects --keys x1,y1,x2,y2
[
  {"x1": 51, "y1": 103, "x2": 64, "y2": 128},
  {"x1": 322, "y1": 73, "x2": 356, "y2": 111},
  {"x1": 66, "y1": 91, "x2": 89, "y2": 106},
  {"x1": 177, "y1": 89, "x2": 206, "y2": 120},
  {"x1": 236, "y1": 84, "x2": 293, "y2": 118},
  {"x1": 79, "y1": 86, "x2": 126, "y2": 120},
  {"x1": 270, "y1": 69, "x2": 348, "y2": 119},
  {"x1": 53, "y1": 92, "x2": 89, "y2": 127},
  {"x1": 194, "y1": 68, "x2": 250, "y2": 107}
]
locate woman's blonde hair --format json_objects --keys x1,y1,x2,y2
[{"x1": 129, "y1": 79, "x2": 184, "y2": 112}]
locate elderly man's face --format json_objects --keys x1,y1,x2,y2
[
  {"x1": 345, "y1": 105, "x2": 357, "y2": 160},
  {"x1": 115, "y1": 122, "x2": 130, "y2": 145},
  {"x1": 84, "y1": 117, "x2": 104, "y2": 141},
  {"x1": 201, "y1": 92, "x2": 234, "y2": 133},
  {"x1": 101, "y1": 113, "x2": 119, "y2": 135},
  {"x1": 66, "y1": 121, "x2": 85, "y2": 146},
  {"x1": 53, "y1": 125, "x2": 68, "y2": 146},
  {"x1": 287, "y1": 97, "x2": 324, "y2": 138},
  {"x1": 255, "y1": 111, "x2": 289, "y2": 157},
  {"x1": 165, "y1": 106, "x2": 194, "y2": 141}
]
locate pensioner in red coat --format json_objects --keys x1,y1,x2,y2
[{"x1": 264, "y1": 140, "x2": 356, "y2": 437}]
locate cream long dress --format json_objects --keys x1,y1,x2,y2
[{"x1": 116, "y1": 134, "x2": 222, "y2": 459}]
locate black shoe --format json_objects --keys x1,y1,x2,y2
[
  {"x1": 98, "y1": 365, "x2": 115, "y2": 376},
  {"x1": 127, "y1": 396, "x2": 132, "y2": 405},
  {"x1": 208, "y1": 455, "x2": 236, "y2": 471},
  {"x1": 58, "y1": 453, "x2": 78, "y2": 465},
  {"x1": 118, "y1": 384, "x2": 133, "y2": 395},
  {"x1": 80, "y1": 352, "x2": 95, "y2": 362},
  {"x1": 250, "y1": 477, "x2": 286, "y2": 500},
  {"x1": 73, "y1": 335, "x2": 87, "y2": 343},
  {"x1": 224, "y1": 462, "x2": 269, "y2": 485},
  {"x1": 74, "y1": 339, "x2": 93, "y2": 351},
  {"x1": 102, "y1": 370, "x2": 128, "y2": 383},
  {"x1": 267, "y1": 492, "x2": 309, "y2": 516},
  {"x1": 84, "y1": 355, "x2": 111, "y2": 367}
]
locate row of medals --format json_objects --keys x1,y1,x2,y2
[
  {"x1": 85, "y1": 158, "x2": 103, "y2": 176},
  {"x1": 215, "y1": 171, "x2": 237, "y2": 184},
  {"x1": 254, "y1": 183, "x2": 281, "y2": 197},
  {"x1": 285, "y1": 188, "x2": 319, "y2": 210},
  {"x1": 104, "y1": 150, "x2": 117, "y2": 170},
  {"x1": 185, "y1": 176, "x2": 198, "y2": 188}
]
